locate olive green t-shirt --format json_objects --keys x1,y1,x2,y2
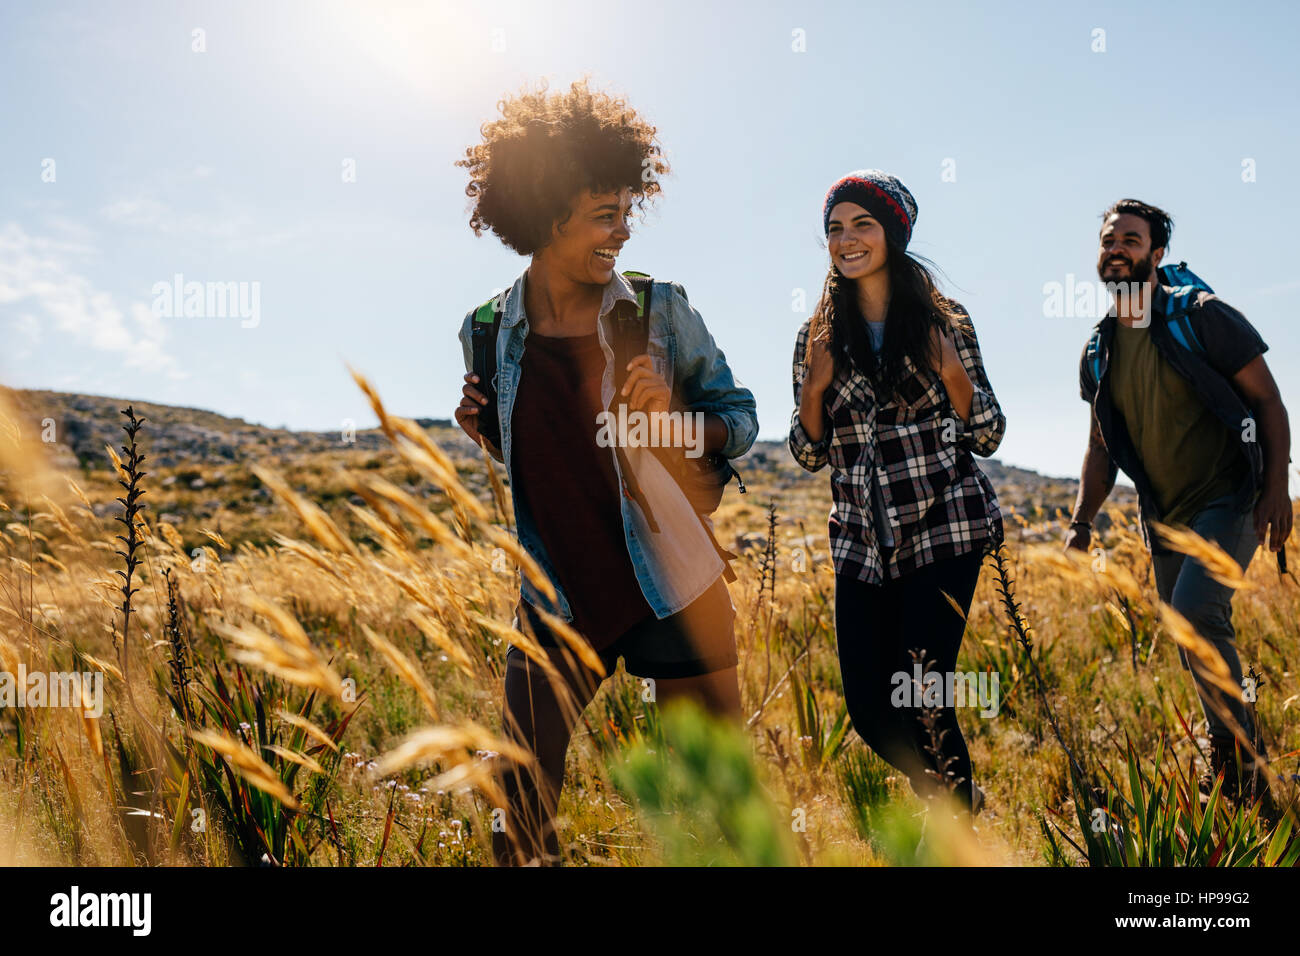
[{"x1": 1108, "y1": 321, "x2": 1247, "y2": 528}]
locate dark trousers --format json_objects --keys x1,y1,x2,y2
[
  {"x1": 1150, "y1": 493, "x2": 1258, "y2": 745},
  {"x1": 834, "y1": 550, "x2": 985, "y2": 811}
]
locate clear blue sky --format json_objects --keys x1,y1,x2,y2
[{"x1": 3, "y1": 0, "x2": 1298, "y2": 483}]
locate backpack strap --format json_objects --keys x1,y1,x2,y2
[
  {"x1": 470, "y1": 292, "x2": 504, "y2": 448},
  {"x1": 615, "y1": 272, "x2": 654, "y2": 394},
  {"x1": 1164, "y1": 306, "x2": 1206, "y2": 355},
  {"x1": 614, "y1": 273, "x2": 744, "y2": 577},
  {"x1": 610, "y1": 272, "x2": 663, "y2": 533}
]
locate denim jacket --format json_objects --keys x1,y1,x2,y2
[{"x1": 459, "y1": 269, "x2": 758, "y2": 622}]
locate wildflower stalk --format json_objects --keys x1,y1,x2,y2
[
  {"x1": 113, "y1": 405, "x2": 148, "y2": 700},
  {"x1": 988, "y1": 543, "x2": 1093, "y2": 797},
  {"x1": 910, "y1": 649, "x2": 962, "y2": 801},
  {"x1": 163, "y1": 568, "x2": 196, "y2": 731},
  {"x1": 1117, "y1": 592, "x2": 1140, "y2": 673}
]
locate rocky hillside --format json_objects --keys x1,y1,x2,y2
[
  {"x1": 9, "y1": 387, "x2": 1088, "y2": 494},
  {"x1": 8, "y1": 389, "x2": 420, "y2": 471},
  {"x1": 5, "y1": 388, "x2": 1130, "y2": 549}
]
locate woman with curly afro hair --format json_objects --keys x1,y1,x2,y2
[{"x1": 454, "y1": 79, "x2": 758, "y2": 866}]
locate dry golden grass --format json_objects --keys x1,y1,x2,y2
[{"x1": 0, "y1": 377, "x2": 1296, "y2": 867}]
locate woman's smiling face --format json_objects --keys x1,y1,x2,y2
[
  {"x1": 827, "y1": 201, "x2": 888, "y2": 280},
  {"x1": 549, "y1": 187, "x2": 633, "y2": 284}
]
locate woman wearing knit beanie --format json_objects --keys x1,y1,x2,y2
[{"x1": 788, "y1": 169, "x2": 1006, "y2": 819}]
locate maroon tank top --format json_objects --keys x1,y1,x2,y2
[{"x1": 511, "y1": 330, "x2": 653, "y2": 649}]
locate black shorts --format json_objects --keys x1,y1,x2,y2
[{"x1": 512, "y1": 575, "x2": 738, "y2": 680}]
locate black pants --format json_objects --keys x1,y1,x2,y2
[{"x1": 834, "y1": 549, "x2": 985, "y2": 811}]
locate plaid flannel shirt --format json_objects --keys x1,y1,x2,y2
[{"x1": 788, "y1": 304, "x2": 1005, "y2": 583}]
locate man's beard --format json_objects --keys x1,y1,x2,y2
[{"x1": 1098, "y1": 253, "x2": 1154, "y2": 283}]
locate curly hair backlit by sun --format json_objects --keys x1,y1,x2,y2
[{"x1": 456, "y1": 78, "x2": 670, "y2": 255}]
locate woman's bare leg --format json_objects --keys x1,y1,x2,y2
[
  {"x1": 656, "y1": 666, "x2": 742, "y2": 719},
  {"x1": 493, "y1": 645, "x2": 602, "y2": 866}
]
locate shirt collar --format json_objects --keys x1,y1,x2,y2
[{"x1": 502, "y1": 268, "x2": 638, "y2": 328}]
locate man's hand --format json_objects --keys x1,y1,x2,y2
[
  {"x1": 1254, "y1": 480, "x2": 1294, "y2": 552},
  {"x1": 1231, "y1": 354, "x2": 1293, "y2": 553},
  {"x1": 1064, "y1": 524, "x2": 1092, "y2": 553},
  {"x1": 621, "y1": 354, "x2": 671, "y2": 416}
]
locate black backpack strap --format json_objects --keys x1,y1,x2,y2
[
  {"x1": 615, "y1": 272, "x2": 653, "y2": 394},
  {"x1": 607, "y1": 272, "x2": 659, "y2": 532},
  {"x1": 702, "y1": 519, "x2": 739, "y2": 582},
  {"x1": 609, "y1": 273, "x2": 741, "y2": 581},
  {"x1": 470, "y1": 293, "x2": 503, "y2": 449}
]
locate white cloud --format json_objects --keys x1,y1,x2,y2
[
  {"x1": 98, "y1": 197, "x2": 173, "y2": 230},
  {"x1": 0, "y1": 221, "x2": 185, "y2": 378},
  {"x1": 98, "y1": 193, "x2": 307, "y2": 251},
  {"x1": 10, "y1": 313, "x2": 41, "y2": 344},
  {"x1": 100, "y1": 196, "x2": 260, "y2": 239}
]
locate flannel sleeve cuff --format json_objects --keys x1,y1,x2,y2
[{"x1": 788, "y1": 410, "x2": 830, "y2": 471}]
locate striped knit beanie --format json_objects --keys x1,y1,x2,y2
[{"x1": 822, "y1": 169, "x2": 918, "y2": 249}]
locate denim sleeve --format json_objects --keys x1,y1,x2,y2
[
  {"x1": 458, "y1": 309, "x2": 474, "y2": 375},
  {"x1": 667, "y1": 282, "x2": 758, "y2": 459},
  {"x1": 949, "y1": 306, "x2": 1006, "y2": 458},
  {"x1": 787, "y1": 319, "x2": 830, "y2": 472}
]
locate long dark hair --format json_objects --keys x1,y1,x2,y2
[{"x1": 809, "y1": 237, "x2": 971, "y2": 399}]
